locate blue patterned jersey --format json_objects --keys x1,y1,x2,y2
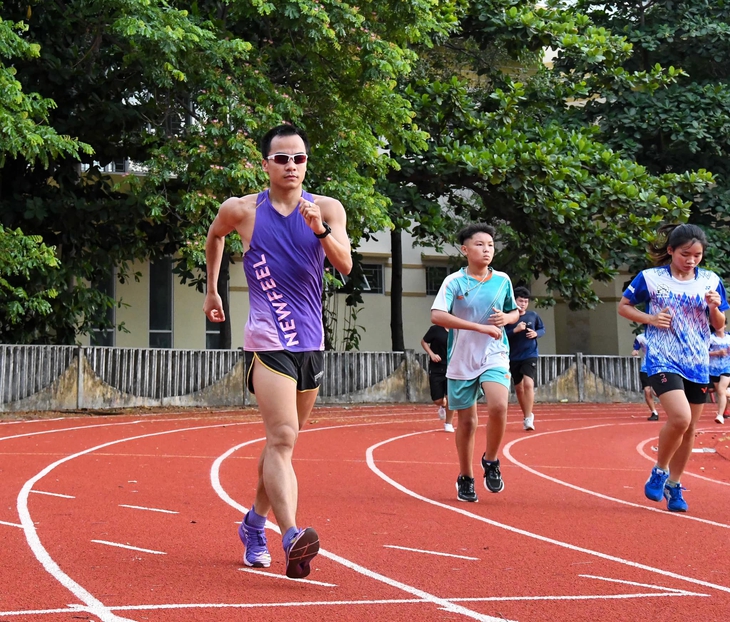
[
  {"x1": 709, "y1": 333, "x2": 730, "y2": 377},
  {"x1": 623, "y1": 265, "x2": 729, "y2": 383}
]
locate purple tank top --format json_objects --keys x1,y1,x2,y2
[{"x1": 243, "y1": 190, "x2": 325, "y2": 351}]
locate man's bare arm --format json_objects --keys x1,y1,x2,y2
[{"x1": 203, "y1": 197, "x2": 249, "y2": 322}]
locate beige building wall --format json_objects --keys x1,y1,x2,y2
[{"x1": 81, "y1": 229, "x2": 636, "y2": 355}]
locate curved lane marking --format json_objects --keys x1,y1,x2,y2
[
  {"x1": 635, "y1": 432, "x2": 730, "y2": 487},
  {"x1": 367, "y1": 429, "x2": 730, "y2": 595},
  {"x1": 17, "y1": 421, "x2": 250, "y2": 622},
  {"x1": 503, "y1": 424, "x2": 730, "y2": 529},
  {"x1": 211, "y1": 424, "x2": 517, "y2": 622}
]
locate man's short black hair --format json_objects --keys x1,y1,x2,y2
[
  {"x1": 260, "y1": 124, "x2": 310, "y2": 158},
  {"x1": 457, "y1": 223, "x2": 496, "y2": 245},
  {"x1": 514, "y1": 286, "x2": 531, "y2": 300}
]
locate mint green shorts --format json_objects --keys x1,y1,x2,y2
[{"x1": 447, "y1": 368, "x2": 512, "y2": 411}]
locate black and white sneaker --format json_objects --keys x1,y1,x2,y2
[
  {"x1": 482, "y1": 455, "x2": 504, "y2": 493},
  {"x1": 455, "y1": 474, "x2": 478, "y2": 502}
]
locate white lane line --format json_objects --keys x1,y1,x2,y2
[
  {"x1": 211, "y1": 427, "x2": 516, "y2": 622},
  {"x1": 383, "y1": 544, "x2": 479, "y2": 560},
  {"x1": 91, "y1": 540, "x2": 166, "y2": 555},
  {"x1": 17, "y1": 421, "x2": 251, "y2": 622},
  {"x1": 0, "y1": 519, "x2": 23, "y2": 528},
  {"x1": 452, "y1": 592, "x2": 703, "y2": 602},
  {"x1": 119, "y1": 504, "x2": 178, "y2": 514},
  {"x1": 0, "y1": 420, "x2": 145, "y2": 442},
  {"x1": 636, "y1": 435, "x2": 730, "y2": 487},
  {"x1": 502, "y1": 425, "x2": 730, "y2": 529},
  {"x1": 30, "y1": 490, "x2": 75, "y2": 499},
  {"x1": 238, "y1": 568, "x2": 336, "y2": 586},
  {"x1": 367, "y1": 429, "x2": 730, "y2": 596},
  {"x1": 0, "y1": 587, "x2": 707, "y2": 617},
  {"x1": 579, "y1": 574, "x2": 702, "y2": 595}
]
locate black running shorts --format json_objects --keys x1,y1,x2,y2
[
  {"x1": 245, "y1": 350, "x2": 324, "y2": 394},
  {"x1": 639, "y1": 371, "x2": 651, "y2": 390},
  {"x1": 648, "y1": 372, "x2": 708, "y2": 404},
  {"x1": 509, "y1": 358, "x2": 538, "y2": 385},
  {"x1": 429, "y1": 366, "x2": 447, "y2": 402}
]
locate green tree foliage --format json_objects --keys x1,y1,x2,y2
[
  {"x1": 1, "y1": 8, "x2": 92, "y2": 342},
  {"x1": 0, "y1": 0, "x2": 461, "y2": 344},
  {"x1": 380, "y1": 0, "x2": 712, "y2": 321},
  {"x1": 571, "y1": 0, "x2": 730, "y2": 273},
  {"x1": 0, "y1": 225, "x2": 60, "y2": 342}
]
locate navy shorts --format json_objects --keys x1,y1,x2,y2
[{"x1": 245, "y1": 350, "x2": 324, "y2": 394}]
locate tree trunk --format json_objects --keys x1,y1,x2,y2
[
  {"x1": 390, "y1": 227, "x2": 405, "y2": 351},
  {"x1": 219, "y1": 252, "x2": 232, "y2": 349}
]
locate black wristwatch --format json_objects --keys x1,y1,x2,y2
[{"x1": 315, "y1": 221, "x2": 331, "y2": 239}]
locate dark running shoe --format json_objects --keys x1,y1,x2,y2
[
  {"x1": 482, "y1": 454, "x2": 504, "y2": 493},
  {"x1": 284, "y1": 527, "x2": 320, "y2": 579},
  {"x1": 455, "y1": 474, "x2": 478, "y2": 502},
  {"x1": 647, "y1": 412, "x2": 659, "y2": 421},
  {"x1": 239, "y1": 514, "x2": 271, "y2": 568}
]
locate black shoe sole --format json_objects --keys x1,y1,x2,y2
[{"x1": 285, "y1": 528, "x2": 320, "y2": 579}]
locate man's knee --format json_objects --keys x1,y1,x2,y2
[{"x1": 266, "y1": 422, "x2": 299, "y2": 451}]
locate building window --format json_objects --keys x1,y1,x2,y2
[
  {"x1": 426, "y1": 266, "x2": 449, "y2": 296},
  {"x1": 149, "y1": 258, "x2": 173, "y2": 348},
  {"x1": 361, "y1": 263, "x2": 384, "y2": 294},
  {"x1": 90, "y1": 270, "x2": 115, "y2": 346}
]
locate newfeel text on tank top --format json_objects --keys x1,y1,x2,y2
[{"x1": 243, "y1": 190, "x2": 325, "y2": 351}]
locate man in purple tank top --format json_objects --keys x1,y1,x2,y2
[{"x1": 204, "y1": 124, "x2": 352, "y2": 578}]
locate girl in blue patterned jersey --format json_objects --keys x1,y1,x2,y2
[
  {"x1": 708, "y1": 319, "x2": 730, "y2": 425},
  {"x1": 618, "y1": 224, "x2": 729, "y2": 512}
]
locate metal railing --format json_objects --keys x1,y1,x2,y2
[
  {"x1": 85, "y1": 347, "x2": 241, "y2": 399},
  {"x1": 1, "y1": 345, "x2": 644, "y2": 411}
]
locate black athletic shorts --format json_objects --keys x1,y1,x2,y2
[
  {"x1": 648, "y1": 372, "x2": 708, "y2": 404},
  {"x1": 639, "y1": 371, "x2": 651, "y2": 390},
  {"x1": 710, "y1": 373, "x2": 730, "y2": 383},
  {"x1": 245, "y1": 350, "x2": 324, "y2": 394},
  {"x1": 429, "y1": 365, "x2": 447, "y2": 402},
  {"x1": 510, "y1": 358, "x2": 538, "y2": 385}
]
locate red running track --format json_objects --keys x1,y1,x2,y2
[{"x1": 0, "y1": 404, "x2": 728, "y2": 622}]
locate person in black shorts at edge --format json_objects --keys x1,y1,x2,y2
[
  {"x1": 421, "y1": 325, "x2": 456, "y2": 432},
  {"x1": 504, "y1": 286, "x2": 545, "y2": 431}
]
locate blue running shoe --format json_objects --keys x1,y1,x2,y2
[
  {"x1": 284, "y1": 527, "x2": 320, "y2": 579},
  {"x1": 644, "y1": 466, "x2": 669, "y2": 502},
  {"x1": 664, "y1": 484, "x2": 688, "y2": 512},
  {"x1": 238, "y1": 514, "x2": 271, "y2": 568}
]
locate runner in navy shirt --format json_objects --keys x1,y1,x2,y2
[{"x1": 505, "y1": 286, "x2": 545, "y2": 431}]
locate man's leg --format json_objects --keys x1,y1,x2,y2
[
  {"x1": 482, "y1": 382, "x2": 510, "y2": 461},
  {"x1": 715, "y1": 376, "x2": 729, "y2": 420},
  {"x1": 250, "y1": 360, "x2": 301, "y2": 535},
  {"x1": 481, "y1": 381, "x2": 509, "y2": 493},
  {"x1": 514, "y1": 380, "x2": 528, "y2": 417},
  {"x1": 455, "y1": 403, "x2": 478, "y2": 477},
  {"x1": 252, "y1": 387, "x2": 319, "y2": 520},
  {"x1": 644, "y1": 386, "x2": 657, "y2": 418},
  {"x1": 444, "y1": 396, "x2": 455, "y2": 428}
]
